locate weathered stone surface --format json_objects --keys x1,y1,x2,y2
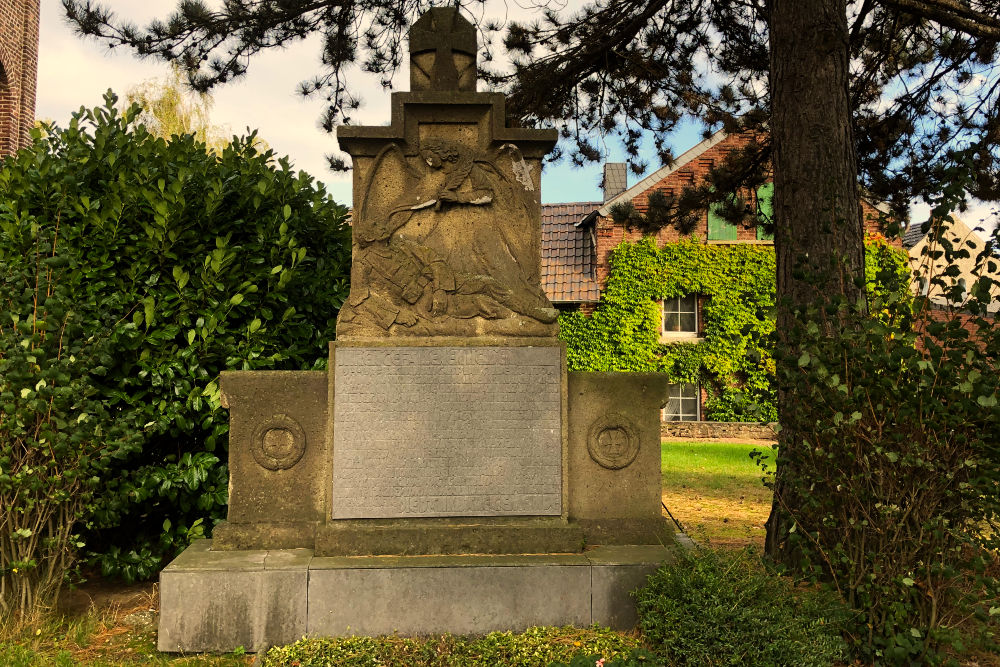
[
  {"x1": 567, "y1": 373, "x2": 670, "y2": 544},
  {"x1": 310, "y1": 552, "x2": 589, "y2": 569},
  {"x1": 157, "y1": 542, "x2": 674, "y2": 651},
  {"x1": 592, "y1": 564, "x2": 660, "y2": 628},
  {"x1": 573, "y1": 518, "x2": 674, "y2": 547},
  {"x1": 331, "y1": 346, "x2": 562, "y2": 518},
  {"x1": 165, "y1": 539, "x2": 266, "y2": 570},
  {"x1": 307, "y1": 562, "x2": 591, "y2": 636},
  {"x1": 661, "y1": 420, "x2": 778, "y2": 441},
  {"x1": 264, "y1": 548, "x2": 314, "y2": 570},
  {"x1": 220, "y1": 371, "x2": 329, "y2": 530},
  {"x1": 409, "y1": 8, "x2": 477, "y2": 92},
  {"x1": 213, "y1": 520, "x2": 318, "y2": 551},
  {"x1": 157, "y1": 542, "x2": 307, "y2": 653},
  {"x1": 335, "y1": 8, "x2": 558, "y2": 339},
  {"x1": 314, "y1": 517, "x2": 583, "y2": 556},
  {"x1": 588, "y1": 545, "x2": 672, "y2": 628}
]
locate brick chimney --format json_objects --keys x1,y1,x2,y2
[{"x1": 602, "y1": 162, "x2": 628, "y2": 203}]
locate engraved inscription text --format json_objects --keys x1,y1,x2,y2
[{"x1": 331, "y1": 346, "x2": 562, "y2": 518}]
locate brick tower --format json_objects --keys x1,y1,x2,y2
[{"x1": 0, "y1": 0, "x2": 40, "y2": 157}]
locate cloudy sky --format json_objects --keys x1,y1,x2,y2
[
  {"x1": 34, "y1": 1, "x2": 998, "y2": 235},
  {"x1": 35, "y1": 0, "x2": 642, "y2": 206}
]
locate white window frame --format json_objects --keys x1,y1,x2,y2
[
  {"x1": 661, "y1": 294, "x2": 699, "y2": 338},
  {"x1": 662, "y1": 382, "x2": 701, "y2": 422}
]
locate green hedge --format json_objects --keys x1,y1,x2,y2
[
  {"x1": 634, "y1": 547, "x2": 849, "y2": 666},
  {"x1": 261, "y1": 626, "x2": 643, "y2": 667}
]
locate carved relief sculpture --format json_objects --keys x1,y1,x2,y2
[
  {"x1": 588, "y1": 413, "x2": 640, "y2": 470},
  {"x1": 335, "y1": 8, "x2": 559, "y2": 339},
  {"x1": 250, "y1": 413, "x2": 307, "y2": 471}
]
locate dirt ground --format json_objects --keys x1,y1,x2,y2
[
  {"x1": 662, "y1": 489, "x2": 770, "y2": 550},
  {"x1": 58, "y1": 579, "x2": 158, "y2": 619}
]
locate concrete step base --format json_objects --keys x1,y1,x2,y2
[{"x1": 157, "y1": 540, "x2": 676, "y2": 653}]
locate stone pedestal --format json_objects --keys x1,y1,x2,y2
[
  {"x1": 158, "y1": 541, "x2": 673, "y2": 653},
  {"x1": 210, "y1": 356, "x2": 672, "y2": 557},
  {"x1": 314, "y1": 517, "x2": 584, "y2": 557},
  {"x1": 165, "y1": 358, "x2": 675, "y2": 652},
  {"x1": 158, "y1": 6, "x2": 676, "y2": 653}
]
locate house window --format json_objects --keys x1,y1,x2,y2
[
  {"x1": 662, "y1": 295, "x2": 698, "y2": 335},
  {"x1": 707, "y1": 184, "x2": 775, "y2": 241},
  {"x1": 956, "y1": 278, "x2": 968, "y2": 303},
  {"x1": 663, "y1": 383, "x2": 700, "y2": 421},
  {"x1": 707, "y1": 199, "x2": 738, "y2": 240},
  {"x1": 756, "y1": 182, "x2": 774, "y2": 241}
]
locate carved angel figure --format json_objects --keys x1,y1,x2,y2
[{"x1": 337, "y1": 140, "x2": 558, "y2": 338}]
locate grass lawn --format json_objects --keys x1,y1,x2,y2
[
  {"x1": 661, "y1": 440, "x2": 774, "y2": 549},
  {"x1": 0, "y1": 598, "x2": 638, "y2": 666}
]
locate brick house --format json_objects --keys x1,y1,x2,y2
[
  {"x1": 540, "y1": 130, "x2": 897, "y2": 423},
  {"x1": 0, "y1": 0, "x2": 40, "y2": 157}
]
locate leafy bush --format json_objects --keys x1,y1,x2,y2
[
  {"x1": 551, "y1": 648, "x2": 663, "y2": 667},
  {"x1": 0, "y1": 183, "x2": 140, "y2": 622},
  {"x1": 768, "y1": 180, "x2": 1000, "y2": 662},
  {"x1": 0, "y1": 93, "x2": 351, "y2": 582},
  {"x1": 633, "y1": 547, "x2": 849, "y2": 666},
  {"x1": 260, "y1": 626, "x2": 642, "y2": 667}
]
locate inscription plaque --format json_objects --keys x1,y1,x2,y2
[{"x1": 331, "y1": 346, "x2": 562, "y2": 518}]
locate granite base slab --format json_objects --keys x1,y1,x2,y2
[{"x1": 157, "y1": 540, "x2": 674, "y2": 653}]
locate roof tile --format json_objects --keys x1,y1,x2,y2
[{"x1": 540, "y1": 202, "x2": 601, "y2": 303}]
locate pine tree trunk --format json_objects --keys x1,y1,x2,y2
[{"x1": 765, "y1": 0, "x2": 866, "y2": 562}]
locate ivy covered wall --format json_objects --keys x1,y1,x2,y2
[{"x1": 558, "y1": 236, "x2": 909, "y2": 421}]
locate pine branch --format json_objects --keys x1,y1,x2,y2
[
  {"x1": 879, "y1": 0, "x2": 1000, "y2": 39},
  {"x1": 60, "y1": 0, "x2": 427, "y2": 131}
]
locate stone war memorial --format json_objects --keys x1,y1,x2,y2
[{"x1": 158, "y1": 7, "x2": 676, "y2": 653}]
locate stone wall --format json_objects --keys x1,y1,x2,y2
[
  {"x1": 0, "y1": 0, "x2": 40, "y2": 157},
  {"x1": 661, "y1": 420, "x2": 777, "y2": 441}
]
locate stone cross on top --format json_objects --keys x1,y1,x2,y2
[{"x1": 409, "y1": 7, "x2": 477, "y2": 92}]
